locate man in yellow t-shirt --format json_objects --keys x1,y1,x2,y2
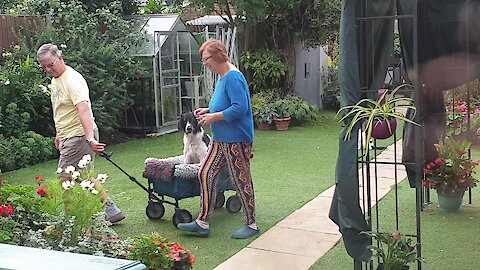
[{"x1": 37, "y1": 43, "x2": 125, "y2": 224}]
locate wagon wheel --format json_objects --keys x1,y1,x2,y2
[
  {"x1": 145, "y1": 202, "x2": 165, "y2": 219},
  {"x1": 215, "y1": 192, "x2": 226, "y2": 209},
  {"x1": 172, "y1": 209, "x2": 193, "y2": 227},
  {"x1": 226, "y1": 195, "x2": 242, "y2": 213}
]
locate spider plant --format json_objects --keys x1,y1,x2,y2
[{"x1": 336, "y1": 84, "x2": 419, "y2": 148}]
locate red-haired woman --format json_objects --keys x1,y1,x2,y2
[{"x1": 177, "y1": 39, "x2": 259, "y2": 239}]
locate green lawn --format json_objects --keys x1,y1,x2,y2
[
  {"x1": 1, "y1": 110, "x2": 343, "y2": 270},
  {"x1": 5, "y1": 111, "x2": 477, "y2": 270}
]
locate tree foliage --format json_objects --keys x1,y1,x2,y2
[
  {"x1": 187, "y1": 0, "x2": 341, "y2": 48},
  {"x1": 16, "y1": 0, "x2": 145, "y2": 135},
  {"x1": 0, "y1": 0, "x2": 139, "y2": 15}
]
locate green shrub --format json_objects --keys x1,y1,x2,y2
[
  {"x1": 0, "y1": 180, "x2": 46, "y2": 245},
  {"x1": 321, "y1": 67, "x2": 340, "y2": 110},
  {"x1": 275, "y1": 96, "x2": 319, "y2": 125},
  {"x1": 251, "y1": 92, "x2": 280, "y2": 124},
  {"x1": 0, "y1": 51, "x2": 53, "y2": 136},
  {"x1": 17, "y1": 0, "x2": 145, "y2": 135},
  {"x1": 241, "y1": 49, "x2": 289, "y2": 94},
  {"x1": 1, "y1": 103, "x2": 31, "y2": 138},
  {"x1": 0, "y1": 135, "x2": 15, "y2": 172}
]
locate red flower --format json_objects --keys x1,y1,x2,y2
[
  {"x1": 0, "y1": 199, "x2": 2, "y2": 204},
  {"x1": 434, "y1": 157, "x2": 443, "y2": 165},
  {"x1": 36, "y1": 186, "x2": 48, "y2": 197},
  {"x1": 189, "y1": 254, "x2": 196, "y2": 266},
  {"x1": 170, "y1": 243, "x2": 184, "y2": 252},
  {"x1": 6, "y1": 204, "x2": 13, "y2": 215},
  {"x1": 430, "y1": 182, "x2": 436, "y2": 187},
  {"x1": 0, "y1": 204, "x2": 14, "y2": 216},
  {"x1": 422, "y1": 180, "x2": 428, "y2": 187},
  {"x1": 35, "y1": 175, "x2": 45, "y2": 185}
]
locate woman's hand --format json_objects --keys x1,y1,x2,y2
[
  {"x1": 198, "y1": 112, "x2": 224, "y2": 126},
  {"x1": 194, "y1": 107, "x2": 209, "y2": 117}
]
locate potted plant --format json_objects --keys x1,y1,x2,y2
[
  {"x1": 253, "y1": 103, "x2": 278, "y2": 130},
  {"x1": 128, "y1": 232, "x2": 196, "y2": 270},
  {"x1": 362, "y1": 231, "x2": 420, "y2": 270},
  {"x1": 273, "y1": 98, "x2": 296, "y2": 131},
  {"x1": 423, "y1": 136, "x2": 479, "y2": 211},
  {"x1": 337, "y1": 84, "x2": 419, "y2": 147}
]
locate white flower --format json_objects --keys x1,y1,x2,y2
[
  {"x1": 65, "y1": 165, "x2": 76, "y2": 174},
  {"x1": 91, "y1": 189, "x2": 99, "y2": 195},
  {"x1": 82, "y1": 154, "x2": 92, "y2": 163},
  {"x1": 61, "y1": 180, "x2": 75, "y2": 190},
  {"x1": 80, "y1": 180, "x2": 95, "y2": 190},
  {"x1": 60, "y1": 44, "x2": 67, "y2": 49},
  {"x1": 78, "y1": 159, "x2": 87, "y2": 169},
  {"x1": 39, "y1": 85, "x2": 48, "y2": 93},
  {"x1": 96, "y1": 173, "x2": 108, "y2": 183},
  {"x1": 78, "y1": 154, "x2": 91, "y2": 168},
  {"x1": 56, "y1": 167, "x2": 63, "y2": 174},
  {"x1": 71, "y1": 171, "x2": 80, "y2": 180},
  {"x1": 13, "y1": 45, "x2": 20, "y2": 50},
  {"x1": 47, "y1": 84, "x2": 53, "y2": 90},
  {"x1": 4, "y1": 80, "x2": 10, "y2": 85}
]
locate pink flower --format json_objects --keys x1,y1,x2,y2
[{"x1": 392, "y1": 231, "x2": 401, "y2": 240}]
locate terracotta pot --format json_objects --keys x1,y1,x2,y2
[
  {"x1": 256, "y1": 122, "x2": 271, "y2": 130},
  {"x1": 273, "y1": 117, "x2": 291, "y2": 131},
  {"x1": 371, "y1": 119, "x2": 397, "y2": 139}
]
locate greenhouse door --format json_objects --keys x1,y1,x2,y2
[{"x1": 156, "y1": 31, "x2": 181, "y2": 127}]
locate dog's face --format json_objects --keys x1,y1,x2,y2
[{"x1": 178, "y1": 112, "x2": 202, "y2": 134}]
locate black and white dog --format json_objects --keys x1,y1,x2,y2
[{"x1": 178, "y1": 112, "x2": 211, "y2": 164}]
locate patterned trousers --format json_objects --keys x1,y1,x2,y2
[{"x1": 197, "y1": 141, "x2": 256, "y2": 225}]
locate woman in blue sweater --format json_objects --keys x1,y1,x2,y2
[{"x1": 177, "y1": 39, "x2": 259, "y2": 239}]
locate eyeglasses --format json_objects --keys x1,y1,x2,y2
[
  {"x1": 39, "y1": 58, "x2": 59, "y2": 70},
  {"x1": 201, "y1": 55, "x2": 212, "y2": 63}
]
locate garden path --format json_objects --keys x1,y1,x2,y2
[{"x1": 214, "y1": 139, "x2": 407, "y2": 270}]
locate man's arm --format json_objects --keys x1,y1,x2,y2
[{"x1": 76, "y1": 101, "x2": 105, "y2": 153}]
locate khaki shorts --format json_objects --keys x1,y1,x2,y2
[{"x1": 58, "y1": 130, "x2": 99, "y2": 176}]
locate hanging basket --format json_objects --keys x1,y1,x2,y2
[
  {"x1": 437, "y1": 190, "x2": 465, "y2": 212},
  {"x1": 371, "y1": 119, "x2": 397, "y2": 139}
]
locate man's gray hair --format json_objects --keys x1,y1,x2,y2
[{"x1": 37, "y1": 43, "x2": 62, "y2": 60}]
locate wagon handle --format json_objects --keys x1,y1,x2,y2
[{"x1": 100, "y1": 151, "x2": 150, "y2": 194}]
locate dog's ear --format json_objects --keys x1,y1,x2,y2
[{"x1": 178, "y1": 114, "x2": 185, "y2": 131}]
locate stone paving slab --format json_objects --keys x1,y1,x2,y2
[{"x1": 214, "y1": 140, "x2": 406, "y2": 270}]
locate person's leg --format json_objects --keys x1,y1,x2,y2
[
  {"x1": 197, "y1": 141, "x2": 226, "y2": 223},
  {"x1": 58, "y1": 131, "x2": 124, "y2": 223},
  {"x1": 177, "y1": 141, "x2": 226, "y2": 235},
  {"x1": 222, "y1": 142, "x2": 259, "y2": 239}
]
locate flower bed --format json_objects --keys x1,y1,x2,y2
[{"x1": 0, "y1": 154, "x2": 195, "y2": 269}]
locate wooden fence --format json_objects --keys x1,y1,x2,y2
[{"x1": 0, "y1": 15, "x2": 46, "y2": 50}]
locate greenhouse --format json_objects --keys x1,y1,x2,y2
[{"x1": 123, "y1": 14, "x2": 205, "y2": 134}]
